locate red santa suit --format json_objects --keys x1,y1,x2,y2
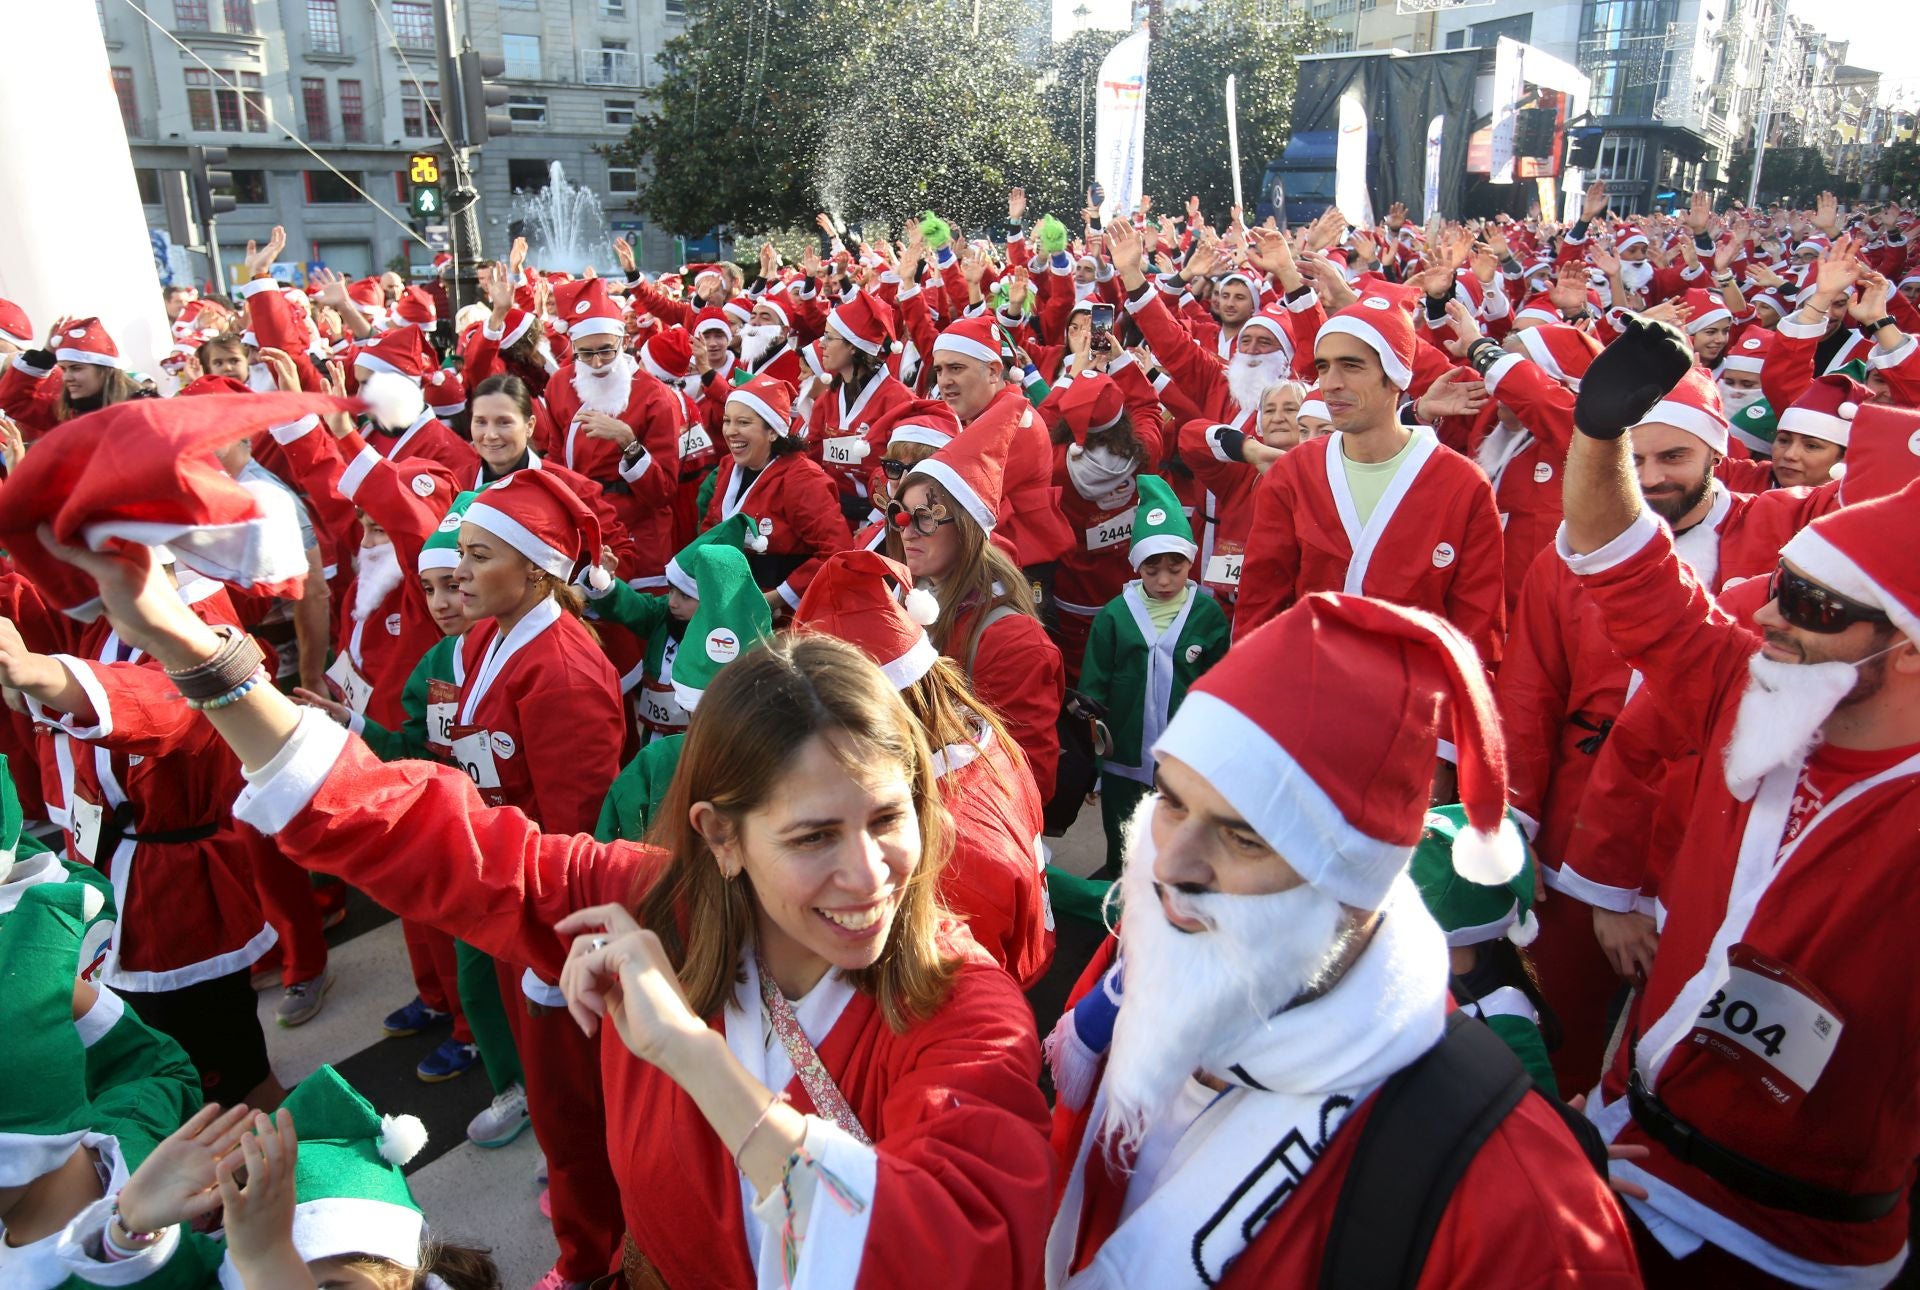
[
  {"x1": 807, "y1": 294, "x2": 916, "y2": 516},
  {"x1": 1174, "y1": 414, "x2": 1262, "y2": 609},
  {"x1": 1569, "y1": 498, "x2": 1920, "y2": 1286},
  {"x1": 703, "y1": 390, "x2": 854, "y2": 611},
  {"x1": 232, "y1": 721, "x2": 1056, "y2": 1289},
  {"x1": 360, "y1": 408, "x2": 477, "y2": 477}
]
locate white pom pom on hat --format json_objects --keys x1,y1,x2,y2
[
  {"x1": 903, "y1": 586, "x2": 940, "y2": 626},
  {"x1": 377, "y1": 1113, "x2": 428, "y2": 1167},
  {"x1": 1451, "y1": 815, "x2": 1527, "y2": 886},
  {"x1": 359, "y1": 371, "x2": 425, "y2": 431},
  {"x1": 1507, "y1": 907, "x2": 1540, "y2": 947},
  {"x1": 1840, "y1": 401, "x2": 1860, "y2": 420}
]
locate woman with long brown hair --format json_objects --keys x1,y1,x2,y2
[
  {"x1": 46, "y1": 533, "x2": 1055, "y2": 1290},
  {"x1": 0, "y1": 316, "x2": 140, "y2": 440}
]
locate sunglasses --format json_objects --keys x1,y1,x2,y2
[
  {"x1": 1769, "y1": 564, "x2": 1892, "y2": 635},
  {"x1": 879, "y1": 457, "x2": 912, "y2": 480},
  {"x1": 886, "y1": 500, "x2": 955, "y2": 536}
]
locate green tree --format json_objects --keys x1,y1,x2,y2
[
  {"x1": 1877, "y1": 141, "x2": 1920, "y2": 201},
  {"x1": 604, "y1": 0, "x2": 1067, "y2": 239},
  {"x1": 1726, "y1": 146, "x2": 1856, "y2": 206}
]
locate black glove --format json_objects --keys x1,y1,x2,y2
[
  {"x1": 1573, "y1": 314, "x2": 1694, "y2": 440},
  {"x1": 21, "y1": 348, "x2": 54, "y2": 371}
]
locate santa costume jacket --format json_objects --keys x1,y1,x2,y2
[
  {"x1": 702, "y1": 449, "x2": 854, "y2": 610},
  {"x1": 540, "y1": 362, "x2": 686, "y2": 579}
]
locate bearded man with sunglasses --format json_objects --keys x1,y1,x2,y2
[{"x1": 1561, "y1": 316, "x2": 1920, "y2": 1289}]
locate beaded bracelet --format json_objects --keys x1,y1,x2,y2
[
  {"x1": 103, "y1": 1198, "x2": 160, "y2": 1260},
  {"x1": 185, "y1": 666, "x2": 269, "y2": 712},
  {"x1": 165, "y1": 625, "x2": 267, "y2": 702}
]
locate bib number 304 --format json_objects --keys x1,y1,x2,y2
[{"x1": 1687, "y1": 943, "x2": 1845, "y2": 1106}]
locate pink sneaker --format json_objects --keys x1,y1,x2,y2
[
  {"x1": 537, "y1": 1186, "x2": 552, "y2": 1219},
  {"x1": 526, "y1": 1267, "x2": 584, "y2": 1290}
]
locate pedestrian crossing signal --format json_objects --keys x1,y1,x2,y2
[
  {"x1": 410, "y1": 153, "x2": 442, "y2": 185},
  {"x1": 411, "y1": 185, "x2": 443, "y2": 218}
]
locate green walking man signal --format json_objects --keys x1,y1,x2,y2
[{"x1": 409, "y1": 153, "x2": 444, "y2": 220}]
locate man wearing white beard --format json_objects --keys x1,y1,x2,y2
[
  {"x1": 1561, "y1": 317, "x2": 1920, "y2": 1289},
  {"x1": 1043, "y1": 594, "x2": 1638, "y2": 1289}
]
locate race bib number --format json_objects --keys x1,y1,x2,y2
[
  {"x1": 448, "y1": 726, "x2": 502, "y2": 795},
  {"x1": 72, "y1": 796, "x2": 105, "y2": 864},
  {"x1": 326, "y1": 652, "x2": 374, "y2": 715},
  {"x1": 1087, "y1": 507, "x2": 1135, "y2": 552},
  {"x1": 822, "y1": 435, "x2": 864, "y2": 467},
  {"x1": 1687, "y1": 944, "x2": 1845, "y2": 1106},
  {"x1": 425, "y1": 679, "x2": 460, "y2": 754},
  {"x1": 1204, "y1": 552, "x2": 1243, "y2": 587},
  {"x1": 681, "y1": 422, "x2": 713, "y2": 456},
  {"x1": 640, "y1": 685, "x2": 686, "y2": 732}
]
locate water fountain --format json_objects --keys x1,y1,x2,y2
[{"x1": 508, "y1": 161, "x2": 612, "y2": 274}]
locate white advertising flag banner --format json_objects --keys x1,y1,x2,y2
[
  {"x1": 1335, "y1": 90, "x2": 1373, "y2": 228},
  {"x1": 1423, "y1": 114, "x2": 1446, "y2": 221},
  {"x1": 1093, "y1": 27, "x2": 1150, "y2": 219}
]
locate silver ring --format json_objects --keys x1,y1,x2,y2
[{"x1": 589, "y1": 936, "x2": 608, "y2": 953}]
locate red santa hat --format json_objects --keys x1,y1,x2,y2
[
  {"x1": 52, "y1": 319, "x2": 120, "y2": 369},
  {"x1": 0, "y1": 299, "x2": 32, "y2": 349},
  {"x1": 1215, "y1": 269, "x2": 1264, "y2": 301},
  {"x1": 459, "y1": 468, "x2": 600, "y2": 581},
  {"x1": 871, "y1": 397, "x2": 959, "y2": 452},
  {"x1": 347, "y1": 277, "x2": 385, "y2": 313},
  {"x1": 422, "y1": 367, "x2": 466, "y2": 417},
  {"x1": 1750, "y1": 289, "x2": 1789, "y2": 319},
  {"x1": 901, "y1": 409, "x2": 1008, "y2": 533},
  {"x1": 799, "y1": 339, "x2": 828, "y2": 382},
  {"x1": 1781, "y1": 476, "x2": 1920, "y2": 644},
  {"x1": 726, "y1": 374, "x2": 796, "y2": 435},
  {"x1": 1298, "y1": 386, "x2": 1330, "y2": 421},
  {"x1": 1778, "y1": 373, "x2": 1869, "y2": 449},
  {"x1": 1680, "y1": 287, "x2": 1733, "y2": 334},
  {"x1": 932, "y1": 315, "x2": 1005, "y2": 369},
  {"x1": 1511, "y1": 324, "x2": 1603, "y2": 391},
  {"x1": 687, "y1": 263, "x2": 726, "y2": 292},
  {"x1": 1632, "y1": 367, "x2": 1728, "y2": 454},
  {"x1": 691, "y1": 306, "x2": 733, "y2": 339},
  {"x1": 793, "y1": 550, "x2": 941, "y2": 690},
  {"x1": 1238, "y1": 305, "x2": 1295, "y2": 355},
  {"x1": 1836, "y1": 403, "x2": 1920, "y2": 505},
  {"x1": 1156, "y1": 593, "x2": 1520, "y2": 909},
  {"x1": 1316, "y1": 296, "x2": 1417, "y2": 390},
  {"x1": 722, "y1": 299, "x2": 754, "y2": 327},
  {"x1": 1054, "y1": 374, "x2": 1125, "y2": 444},
  {"x1": 752, "y1": 294, "x2": 792, "y2": 328},
  {"x1": 352, "y1": 326, "x2": 431, "y2": 382},
  {"x1": 1513, "y1": 295, "x2": 1563, "y2": 327},
  {"x1": 1613, "y1": 225, "x2": 1651, "y2": 252},
  {"x1": 178, "y1": 374, "x2": 253, "y2": 397},
  {"x1": 392, "y1": 286, "x2": 437, "y2": 328},
  {"x1": 0, "y1": 390, "x2": 398, "y2": 618},
  {"x1": 640, "y1": 327, "x2": 693, "y2": 383},
  {"x1": 826, "y1": 292, "x2": 896, "y2": 357},
  {"x1": 553, "y1": 278, "x2": 624, "y2": 341},
  {"x1": 1719, "y1": 328, "x2": 1774, "y2": 376}
]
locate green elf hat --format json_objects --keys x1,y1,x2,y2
[
  {"x1": 1035, "y1": 214, "x2": 1070, "y2": 257},
  {"x1": 919, "y1": 211, "x2": 954, "y2": 252},
  {"x1": 0, "y1": 882, "x2": 101, "y2": 1185},
  {"x1": 671, "y1": 546, "x2": 772, "y2": 713},
  {"x1": 234, "y1": 1065, "x2": 430, "y2": 1287},
  {"x1": 665, "y1": 513, "x2": 767, "y2": 599},
  {"x1": 1129, "y1": 474, "x2": 1197, "y2": 570},
  {"x1": 418, "y1": 488, "x2": 484, "y2": 574},
  {"x1": 1836, "y1": 357, "x2": 1871, "y2": 383},
  {"x1": 1411, "y1": 804, "x2": 1539, "y2": 949},
  {"x1": 1729, "y1": 397, "x2": 1778, "y2": 453}
]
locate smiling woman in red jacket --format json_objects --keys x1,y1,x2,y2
[
  {"x1": 48, "y1": 538, "x2": 1057, "y2": 1290},
  {"x1": 704, "y1": 373, "x2": 855, "y2": 614}
]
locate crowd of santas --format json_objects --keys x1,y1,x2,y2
[{"x1": 0, "y1": 173, "x2": 1918, "y2": 1290}]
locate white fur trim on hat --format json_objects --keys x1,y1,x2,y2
[
  {"x1": 568, "y1": 317, "x2": 625, "y2": 341},
  {"x1": 887, "y1": 423, "x2": 953, "y2": 451},
  {"x1": 931, "y1": 332, "x2": 1000, "y2": 367},
  {"x1": 692, "y1": 315, "x2": 731, "y2": 337},
  {"x1": 1317, "y1": 315, "x2": 1413, "y2": 389},
  {"x1": 827, "y1": 309, "x2": 882, "y2": 356},
  {"x1": 1128, "y1": 534, "x2": 1197, "y2": 569},
  {"x1": 1685, "y1": 306, "x2": 1734, "y2": 334},
  {"x1": 1719, "y1": 354, "x2": 1765, "y2": 376},
  {"x1": 878, "y1": 630, "x2": 939, "y2": 690},
  {"x1": 904, "y1": 459, "x2": 995, "y2": 533},
  {"x1": 1777, "y1": 404, "x2": 1854, "y2": 447},
  {"x1": 1781, "y1": 527, "x2": 1920, "y2": 644},
  {"x1": 726, "y1": 387, "x2": 786, "y2": 436},
  {"x1": 462, "y1": 500, "x2": 575, "y2": 578},
  {"x1": 288, "y1": 1196, "x2": 423, "y2": 1273},
  {"x1": 1633, "y1": 399, "x2": 1729, "y2": 453}
]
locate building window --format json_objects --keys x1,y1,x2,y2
[
  {"x1": 1325, "y1": 30, "x2": 1356, "y2": 51},
  {"x1": 500, "y1": 0, "x2": 536, "y2": 7},
  {"x1": 607, "y1": 165, "x2": 638, "y2": 195},
  {"x1": 307, "y1": 0, "x2": 341, "y2": 52},
  {"x1": 392, "y1": 0, "x2": 434, "y2": 50},
  {"x1": 502, "y1": 33, "x2": 542, "y2": 79},
  {"x1": 111, "y1": 67, "x2": 138, "y2": 133},
  {"x1": 313, "y1": 241, "x2": 373, "y2": 277},
  {"x1": 228, "y1": 169, "x2": 270, "y2": 204},
  {"x1": 664, "y1": 0, "x2": 685, "y2": 19},
  {"x1": 506, "y1": 94, "x2": 547, "y2": 125},
  {"x1": 605, "y1": 98, "x2": 636, "y2": 126},
  {"x1": 339, "y1": 79, "x2": 365, "y2": 141},
  {"x1": 184, "y1": 69, "x2": 217, "y2": 130},
  {"x1": 223, "y1": 0, "x2": 252, "y2": 32},
  {"x1": 302, "y1": 76, "x2": 330, "y2": 141},
  {"x1": 240, "y1": 70, "x2": 267, "y2": 132},
  {"x1": 508, "y1": 158, "x2": 551, "y2": 191},
  {"x1": 174, "y1": 0, "x2": 210, "y2": 30},
  {"x1": 599, "y1": 0, "x2": 626, "y2": 13},
  {"x1": 305, "y1": 170, "x2": 362, "y2": 203},
  {"x1": 403, "y1": 81, "x2": 439, "y2": 137}
]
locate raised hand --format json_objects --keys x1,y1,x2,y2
[
  {"x1": 254, "y1": 347, "x2": 300, "y2": 392},
  {"x1": 1550, "y1": 264, "x2": 1591, "y2": 314},
  {"x1": 509, "y1": 235, "x2": 529, "y2": 277},
  {"x1": 1813, "y1": 236, "x2": 1862, "y2": 304},
  {"x1": 556, "y1": 904, "x2": 709, "y2": 1076},
  {"x1": 1849, "y1": 269, "x2": 1892, "y2": 326},
  {"x1": 1245, "y1": 226, "x2": 1299, "y2": 284},
  {"x1": 613, "y1": 236, "x2": 636, "y2": 273},
  {"x1": 1813, "y1": 191, "x2": 1840, "y2": 236},
  {"x1": 1106, "y1": 216, "x2": 1146, "y2": 283},
  {"x1": 1385, "y1": 201, "x2": 1408, "y2": 231},
  {"x1": 1008, "y1": 187, "x2": 1027, "y2": 222},
  {"x1": 1583, "y1": 178, "x2": 1610, "y2": 222},
  {"x1": 1416, "y1": 367, "x2": 1489, "y2": 420},
  {"x1": 243, "y1": 226, "x2": 287, "y2": 281},
  {"x1": 0, "y1": 413, "x2": 25, "y2": 473},
  {"x1": 1573, "y1": 314, "x2": 1693, "y2": 440},
  {"x1": 114, "y1": 1102, "x2": 258, "y2": 1234},
  {"x1": 216, "y1": 1110, "x2": 307, "y2": 1283},
  {"x1": 1684, "y1": 190, "x2": 1713, "y2": 234},
  {"x1": 1443, "y1": 298, "x2": 1485, "y2": 351}
]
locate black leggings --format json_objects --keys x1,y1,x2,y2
[{"x1": 119, "y1": 968, "x2": 272, "y2": 1100}]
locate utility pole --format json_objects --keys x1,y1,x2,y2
[
  {"x1": 434, "y1": 0, "x2": 486, "y2": 315},
  {"x1": 1746, "y1": 0, "x2": 1790, "y2": 207}
]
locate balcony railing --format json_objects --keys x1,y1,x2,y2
[{"x1": 581, "y1": 48, "x2": 641, "y2": 86}]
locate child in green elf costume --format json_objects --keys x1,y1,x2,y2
[
  {"x1": 97, "y1": 1064, "x2": 498, "y2": 1288},
  {"x1": 1077, "y1": 475, "x2": 1230, "y2": 875},
  {"x1": 596, "y1": 543, "x2": 774, "y2": 843},
  {"x1": 584, "y1": 512, "x2": 767, "y2": 749},
  {"x1": 1411, "y1": 804, "x2": 1560, "y2": 1096}
]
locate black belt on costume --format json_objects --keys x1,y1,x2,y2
[
  {"x1": 1626, "y1": 1062, "x2": 1899, "y2": 1223},
  {"x1": 1570, "y1": 712, "x2": 1614, "y2": 755},
  {"x1": 101, "y1": 802, "x2": 221, "y2": 853}
]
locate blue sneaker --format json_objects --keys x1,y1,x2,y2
[
  {"x1": 383, "y1": 997, "x2": 450, "y2": 1037},
  {"x1": 417, "y1": 1038, "x2": 480, "y2": 1083}
]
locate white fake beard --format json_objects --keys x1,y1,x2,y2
[
  {"x1": 1718, "y1": 382, "x2": 1765, "y2": 416},
  {"x1": 1722, "y1": 652, "x2": 1860, "y2": 799},
  {"x1": 247, "y1": 363, "x2": 277, "y2": 393},
  {"x1": 571, "y1": 351, "x2": 638, "y2": 417},
  {"x1": 738, "y1": 324, "x2": 783, "y2": 369},
  {"x1": 1225, "y1": 350, "x2": 1287, "y2": 416},
  {"x1": 1619, "y1": 260, "x2": 1655, "y2": 293},
  {"x1": 351, "y1": 539, "x2": 405, "y2": 623},
  {"x1": 1103, "y1": 797, "x2": 1352, "y2": 1161}
]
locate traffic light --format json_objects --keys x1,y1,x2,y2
[
  {"x1": 189, "y1": 145, "x2": 236, "y2": 224},
  {"x1": 457, "y1": 50, "x2": 511, "y2": 146},
  {"x1": 408, "y1": 152, "x2": 444, "y2": 219}
]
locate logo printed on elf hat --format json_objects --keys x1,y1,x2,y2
[
  {"x1": 1145, "y1": 507, "x2": 1167, "y2": 525},
  {"x1": 1432, "y1": 542, "x2": 1456, "y2": 569},
  {"x1": 1363, "y1": 297, "x2": 1391, "y2": 310},
  {"x1": 705, "y1": 629, "x2": 740, "y2": 663},
  {"x1": 385, "y1": 613, "x2": 403, "y2": 635}
]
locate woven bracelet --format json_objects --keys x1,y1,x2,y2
[{"x1": 166, "y1": 626, "x2": 267, "y2": 702}]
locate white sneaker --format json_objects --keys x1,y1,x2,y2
[{"x1": 466, "y1": 1082, "x2": 531, "y2": 1148}]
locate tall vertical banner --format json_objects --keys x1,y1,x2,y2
[
  {"x1": 1225, "y1": 74, "x2": 1244, "y2": 215},
  {"x1": 0, "y1": 7, "x2": 168, "y2": 375},
  {"x1": 1093, "y1": 27, "x2": 1150, "y2": 220},
  {"x1": 1422, "y1": 115, "x2": 1446, "y2": 221},
  {"x1": 1489, "y1": 37, "x2": 1526, "y2": 186},
  {"x1": 1335, "y1": 90, "x2": 1373, "y2": 228}
]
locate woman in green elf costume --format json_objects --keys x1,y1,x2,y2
[{"x1": 1076, "y1": 475, "x2": 1230, "y2": 875}]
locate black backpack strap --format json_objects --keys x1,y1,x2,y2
[{"x1": 1318, "y1": 1011, "x2": 1533, "y2": 1290}]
